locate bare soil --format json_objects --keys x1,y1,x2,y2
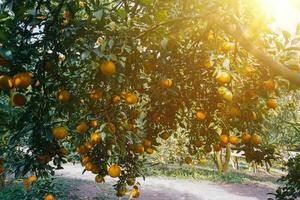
[{"x1": 55, "y1": 164, "x2": 276, "y2": 200}]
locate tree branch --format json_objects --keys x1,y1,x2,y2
[{"x1": 135, "y1": 14, "x2": 300, "y2": 86}]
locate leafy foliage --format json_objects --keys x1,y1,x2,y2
[{"x1": 0, "y1": 0, "x2": 299, "y2": 198}]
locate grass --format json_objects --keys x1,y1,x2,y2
[{"x1": 146, "y1": 164, "x2": 280, "y2": 186}]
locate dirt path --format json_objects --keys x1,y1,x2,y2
[{"x1": 55, "y1": 164, "x2": 275, "y2": 200}]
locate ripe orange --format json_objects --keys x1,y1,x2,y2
[
  {"x1": 229, "y1": 136, "x2": 239, "y2": 145},
  {"x1": 52, "y1": 127, "x2": 68, "y2": 139},
  {"x1": 263, "y1": 79, "x2": 276, "y2": 90},
  {"x1": 134, "y1": 144, "x2": 145, "y2": 154},
  {"x1": 27, "y1": 175, "x2": 37, "y2": 183},
  {"x1": 241, "y1": 133, "x2": 251, "y2": 143},
  {"x1": 116, "y1": 187, "x2": 127, "y2": 197},
  {"x1": 90, "y1": 89, "x2": 102, "y2": 101},
  {"x1": 221, "y1": 42, "x2": 235, "y2": 52},
  {"x1": 219, "y1": 134, "x2": 229, "y2": 145},
  {"x1": 57, "y1": 90, "x2": 70, "y2": 102},
  {"x1": 90, "y1": 132, "x2": 102, "y2": 144},
  {"x1": 250, "y1": 134, "x2": 262, "y2": 146},
  {"x1": 143, "y1": 139, "x2": 152, "y2": 147},
  {"x1": 218, "y1": 86, "x2": 233, "y2": 101},
  {"x1": 100, "y1": 61, "x2": 116, "y2": 76},
  {"x1": 266, "y1": 99, "x2": 278, "y2": 109},
  {"x1": 85, "y1": 162, "x2": 94, "y2": 171},
  {"x1": 13, "y1": 72, "x2": 32, "y2": 89},
  {"x1": 81, "y1": 156, "x2": 90, "y2": 165},
  {"x1": 132, "y1": 188, "x2": 140, "y2": 198},
  {"x1": 184, "y1": 157, "x2": 192, "y2": 165},
  {"x1": 159, "y1": 79, "x2": 173, "y2": 89},
  {"x1": 44, "y1": 194, "x2": 54, "y2": 200},
  {"x1": 0, "y1": 75, "x2": 13, "y2": 90},
  {"x1": 213, "y1": 144, "x2": 221, "y2": 152},
  {"x1": 127, "y1": 178, "x2": 135, "y2": 186},
  {"x1": 124, "y1": 93, "x2": 138, "y2": 104},
  {"x1": 108, "y1": 164, "x2": 121, "y2": 178},
  {"x1": 112, "y1": 95, "x2": 121, "y2": 104},
  {"x1": 107, "y1": 123, "x2": 116, "y2": 134},
  {"x1": 95, "y1": 175, "x2": 104, "y2": 183},
  {"x1": 84, "y1": 141, "x2": 94, "y2": 150},
  {"x1": 89, "y1": 120, "x2": 98, "y2": 128},
  {"x1": 196, "y1": 111, "x2": 206, "y2": 121},
  {"x1": 229, "y1": 106, "x2": 241, "y2": 117},
  {"x1": 216, "y1": 71, "x2": 231, "y2": 84},
  {"x1": 12, "y1": 93, "x2": 26, "y2": 107},
  {"x1": 159, "y1": 131, "x2": 170, "y2": 140},
  {"x1": 76, "y1": 122, "x2": 89, "y2": 134}
]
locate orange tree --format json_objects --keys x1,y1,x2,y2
[{"x1": 0, "y1": 0, "x2": 300, "y2": 198}]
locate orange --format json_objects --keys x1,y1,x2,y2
[
  {"x1": 107, "y1": 123, "x2": 116, "y2": 134},
  {"x1": 12, "y1": 93, "x2": 26, "y2": 107},
  {"x1": 219, "y1": 134, "x2": 229, "y2": 145},
  {"x1": 13, "y1": 72, "x2": 32, "y2": 89},
  {"x1": 57, "y1": 90, "x2": 70, "y2": 102},
  {"x1": 44, "y1": 194, "x2": 54, "y2": 200},
  {"x1": 27, "y1": 175, "x2": 37, "y2": 183},
  {"x1": 81, "y1": 156, "x2": 90, "y2": 165},
  {"x1": 184, "y1": 157, "x2": 192, "y2": 165},
  {"x1": 229, "y1": 106, "x2": 241, "y2": 117},
  {"x1": 132, "y1": 188, "x2": 140, "y2": 198},
  {"x1": 146, "y1": 147, "x2": 155, "y2": 154},
  {"x1": 84, "y1": 141, "x2": 94, "y2": 150},
  {"x1": 124, "y1": 93, "x2": 138, "y2": 104},
  {"x1": 85, "y1": 162, "x2": 94, "y2": 171},
  {"x1": 241, "y1": 133, "x2": 251, "y2": 143},
  {"x1": 95, "y1": 175, "x2": 104, "y2": 183},
  {"x1": 159, "y1": 132, "x2": 170, "y2": 140},
  {"x1": 127, "y1": 178, "x2": 135, "y2": 186},
  {"x1": 143, "y1": 139, "x2": 152, "y2": 147},
  {"x1": 213, "y1": 144, "x2": 221, "y2": 152},
  {"x1": 266, "y1": 99, "x2": 278, "y2": 109},
  {"x1": 263, "y1": 79, "x2": 276, "y2": 90},
  {"x1": 0, "y1": 75, "x2": 13, "y2": 90},
  {"x1": 90, "y1": 132, "x2": 102, "y2": 144},
  {"x1": 76, "y1": 122, "x2": 89, "y2": 134},
  {"x1": 108, "y1": 164, "x2": 121, "y2": 178},
  {"x1": 196, "y1": 111, "x2": 206, "y2": 121},
  {"x1": 89, "y1": 120, "x2": 98, "y2": 128},
  {"x1": 134, "y1": 144, "x2": 144, "y2": 154},
  {"x1": 222, "y1": 42, "x2": 235, "y2": 52},
  {"x1": 52, "y1": 127, "x2": 68, "y2": 139},
  {"x1": 112, "y1": 95, "x2": 121, "y2": 104},
  {"x1": 100, "y1": 61, "x2": 116, "y2": 76},
  {"x1": 229, "y1": 136, "x2": 239, "y2": 145},
  {"x1": 250, "y1": 134, "x2": 262, "y2": 146},
  {"x1": 159, "y1": 79, "x2": 173, "y2": 88},
  {"x1": 116, "y1": 187, "x2": 127, "y2": 197},
  {"x1": 216, "y1": 71, "x2": 231, "y2": 84},
  {"x1": 90, "y1": 89, "x2": 102, "y2": 101}
]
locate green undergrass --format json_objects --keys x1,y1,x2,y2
[{"x1": 146, "y1": 164, "x2": 280, "y2": 186}]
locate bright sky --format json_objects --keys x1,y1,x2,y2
[{"x1": 259, "y1": 0, "x2": 300, "y2": 33}]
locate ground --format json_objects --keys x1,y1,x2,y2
[{"x1": 55, "y1": 164, "x2": 276, "y2": 200}]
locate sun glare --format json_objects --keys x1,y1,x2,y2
[{"x1": 259, "y1": 0, "x2": 300, "y2": 33}]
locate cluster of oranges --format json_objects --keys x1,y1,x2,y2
[
  {"x1": 0, "y1": 72, "x2": 31, "y2": 107},
  {"x1": 23, "y1": 175, "x2": 37, "y2": 191}
]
